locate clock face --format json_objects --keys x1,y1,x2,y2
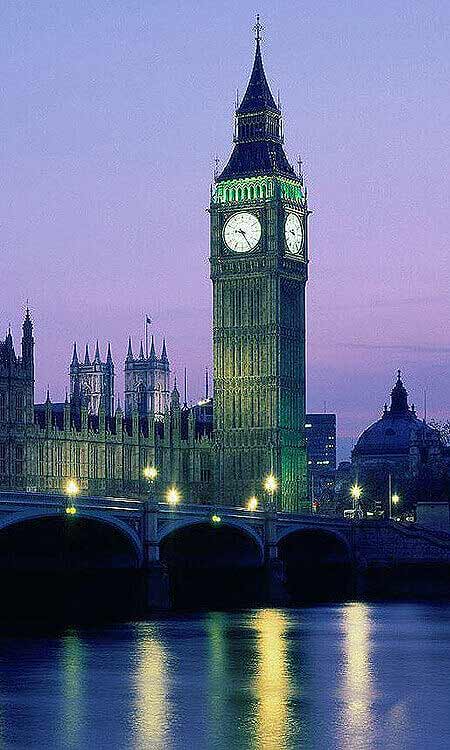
[
  {"x1": 285, "y1": 212, "x2": 304, "y2": 255},
  {"x1": 223, "y1": 212, "x2": 261, "y2": 253}
]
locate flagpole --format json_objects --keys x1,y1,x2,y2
[{"x1": 145, "y1": 317, "x2": 148, "y2": 358}]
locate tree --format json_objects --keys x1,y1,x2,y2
[{"x1": 429, "y1": 420, "x2": 450, "y2": 446}]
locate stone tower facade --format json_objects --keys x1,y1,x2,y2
[
  {"x1": 70, "y1": 342, "x2": 114, "y2": 417},
  {"x1": 0, "y1": 310, "x2": 35, "y2": 489},
  {"x1": 124, "y1": 337, "x2": 170, "y2": 419},
  {"x1": 210, "y1": 31, "x2": 309, "y2": 511}
]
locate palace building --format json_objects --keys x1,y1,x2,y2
[{"x1": 0, "y1": 27, "x2": 309, "y2": 511}]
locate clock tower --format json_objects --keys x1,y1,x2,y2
[{"x1": 210, "y1": 22, "x2": 309, "y2": 512}]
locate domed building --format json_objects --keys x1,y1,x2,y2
[{"x1": 345, "y1": 372, "x2": 449, "y2": 515}]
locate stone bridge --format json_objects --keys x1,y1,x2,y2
[{"x1": 0, "y1": 491, "x2": 449, "y2": 609}]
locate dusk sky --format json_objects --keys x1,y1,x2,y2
[{"x1": 1, "y1": 0, "x2": 449, "y2": 455}]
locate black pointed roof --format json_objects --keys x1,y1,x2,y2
[
  {"x1": 237, "y1": 39, "x2": 279, "y2": 115},
  {"x1": 218, "y1": 141, "x2": 295, "y2": 181},
  {"x1": 217, "y1": 36, "x2": 297, "y2": 183}
]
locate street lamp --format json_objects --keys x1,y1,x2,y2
[
  {"x1": 247, "y1": 496, "x2": 259, "y2": 512},
  {"x1": 166, "y1": 486, "x2": 181, "y2": 506},
  {"x1": 350, "y1": 482, "x2": 362, "y2": 502},
  {"x1": 263, "y1": 473, "x2": 279, "y2": 511},
  {"x1": 64, "y1": 478, "x2": 79, "y2": 516},
  {"x1": 143, "y1": 465, "x2": 158, "y2": 482},
  {"x1": 391, "y1": 492, "x2": 400, "y2": 519},
  {"x1": 350, "y1": 482, "x2": 362, "y2": 516}
]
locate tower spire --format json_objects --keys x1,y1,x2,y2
[
  {"x1": 237, "y1": 16, "x2": 277, "y2": 116},
  {"x1": 217, "y1": 17, "x2": 297, "y2": 182},
  {"x1": 84, "y1": 344, "x2": 90, "y2": 366}
]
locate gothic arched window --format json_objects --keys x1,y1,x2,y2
[
  {"x1": 14, "y1": 445, "x2": 24, "y2": 475},
  {"x1": 243, "y1": 187, "x2": 248, "y2": 200},
  {"x1": 255, "y1": 184, "x2": 260, "y2": 199},
  {"x1": 0, "y1": 392, "x2": 6, "y2": 422},
  {"x1": 15, "y1": 392, "x2": 24, "y2": 423}
]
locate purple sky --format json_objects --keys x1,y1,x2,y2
[{"x1": 1, "y1": 0, "x2": 449, "y2": 454}]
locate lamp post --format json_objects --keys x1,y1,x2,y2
[
  {"x1": 64, "y1": 478, "x2": 79, "y2": 515},
  {"x1": 388, "y1": 474, "x2": 400, "y2": 519},
  {"x1": 143, "y1": 466, "x2": 158, "y2": 504},
  {"x1": 246, "y1": 496, "x2": 259, "y2": 512},
  {"x1": 350, "y1": 482, "x2": 362, "y2": 517},
  {"x1": 166, "y1": 486, "x2": 181, "y2": 507},
  {"x1": 390, "y1": 491, "x2": 400, "y2": 520},
  {"x1": 142, "y1": 466, "x2": 159, "y2": 569},
  {"x1": 263, "y1": 473, "x2": 279, "y2": 511}
]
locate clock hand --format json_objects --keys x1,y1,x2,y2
[{"x1": 237, "y1": 228, "x2": 252, "y2": 249}]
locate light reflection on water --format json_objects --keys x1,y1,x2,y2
[
  {"x1": 254, "y1": 609, "x2": 289, "y2": 750},
  {"x1": 340, "y1": 603, "x2": 374, "y2": 748},
  {"x1": 0, "y1": 603, "x2": 448, "y2": 750}
]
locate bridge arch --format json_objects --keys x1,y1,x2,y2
[
  {"x1": 277, "y1": 525, "x2": 354, "y2": 602},
  {"x1": 276, "y1": 524, "x2": 352, "y2": 555},
  {"x1": 0, "y1": 507, "x2": 143, "y2": 567},
  {"x1": 158, "y1": 517, "x2": 264, "y2": 562},
  {"x1": 158, "y1": 517, "x2": 264, "y2": 608}
]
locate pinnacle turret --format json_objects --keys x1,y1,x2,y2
[
  {"x1": 71, "y1": 342, "x2": 79, "y2": 368},
  {"x1": 126, "y1": 337, "x2": 133, "y2": 361},
  {"x1": 84, "y1": 344, "x2": 91, "y2": 366},
  {"x1": 94, "y1": 340, "x2": 101, "y2": 363},
  {"x1": 23, "y1": 307, "x2": 33, "y2": 336},
  {"x1": 170, "y1": 377, "x2": 180, "y2": 410}
]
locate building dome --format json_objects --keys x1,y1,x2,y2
[{"x1": 353, "y1": 371, "x2": 440, "y2": 457}]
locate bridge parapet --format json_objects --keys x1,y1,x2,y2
[{"x1": 0, "y1": 493, "x2": 449, "y2": 571}]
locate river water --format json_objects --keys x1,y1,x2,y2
[{"x1": 0, "y1": 603, "x2": 448, "y2": 750}]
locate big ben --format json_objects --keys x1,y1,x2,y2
[{"x1": 210, "y1": 20, "x2": 309, "y2": 512}]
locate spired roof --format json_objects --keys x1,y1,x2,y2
[
  {"x1": 236, "y1": 37, "x2": 279, "y2": 115},
  {"x1": 217, "y1": 24, "x2": 298, "y2": 183}
]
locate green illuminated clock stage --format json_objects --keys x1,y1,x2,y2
[
  {"x1": 223, "y1": 211, "x2": 261, "y2": 253},
  {"x1": 284, "y1": 212, "x2": 304, "y2": 256}
]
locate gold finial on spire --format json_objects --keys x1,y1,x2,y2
[{"x1": 253, "y1": 13, "x2": 264, "y2": 43}]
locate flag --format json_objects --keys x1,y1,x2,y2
[{"x1": 146, "y1": 316, "x2": 152, "y2": 325}]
